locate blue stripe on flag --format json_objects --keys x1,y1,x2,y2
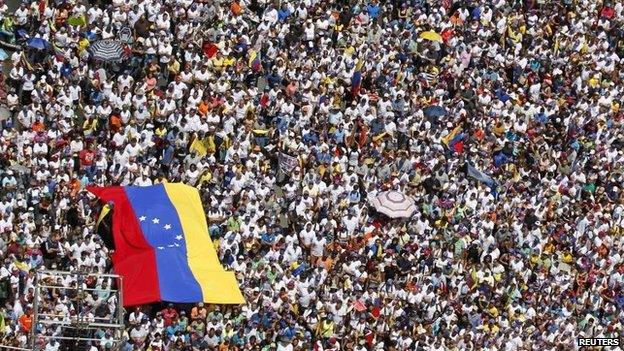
[{"x1": 125, "y1": 185, "x2": 203, "y2": 302}]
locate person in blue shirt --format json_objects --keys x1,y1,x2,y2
[
  {"x1": 370, "y1": 116, "x2": 385, "y2": 135},
  {"x1": 120, "y1": 340, "x2": 134, "y2": 351},
  {"x1": 495, "y1": 87, "x2": 510, "y2": 103},
  {"x1": 260, "y1": 311, "x2": 271, "y2": 329},
  {"x1": 231, "y1": 329, "x2": 246, "y2": 347},
  {"x1": 79, "y1": 172, "x2": 90, "y2": 186},
  {"x1": 292, "y1": 262, "x2": 308, "y2": 276},
  {"x1": 165, "y1": 321, "x2": 183, "y2": 338},
  {"x1": 367, "y1": 238, "x2": 384, "y2": 258},
  {"x1": 90, "y1": 88, "x2": 103, "y2": 105},
  {"x1": 261, "y1": 229, "x2": 276, "y2": 244},
  {"x1": 303, "y1": 130, "x2": 318, "y2": 144},
  {"x1": 2, "y1": 171, "x2": 18, "y2": 192},
  {"x1": 266, "y1": 69, "x2": 282, "y2": 89},
  {"x1": 534, "y1": 107, "x2": 548, "y2": 123},
  {"x1": 161, "y1": 141, "x2": 175, "y2": 172},
  {"x1": 278, "y1": 4, "x2": 291, "y2": 21},
  {"x1": 222, "y1": 168, "x2": 235, "y2": 188},
  {"x1": 60, "y1": 61, "x2": 72, "y2": 78},
  {"x1": 333, "y1": 125, "x2": 346, "y2": 144},
  {"x1": 281, "y1": 325, "x2": 296, "y2": 339},
  {"x1": 348, "y1": 188, "x2": 361, "y2": 204},
  {"x1": 222, "y1": 249, "x2": 235, "y2": 268},
  {"x1": 315, "y1": 147, "x2": 332, "y2": 164},
  {"x1": 366, "y1": 0, "x2": 381, "y2": 20}
]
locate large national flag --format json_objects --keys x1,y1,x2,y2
[{"x1": 87, "y1": 184, "x2": 244, "y2": 306}]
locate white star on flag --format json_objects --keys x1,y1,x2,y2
[
  {"x1": 174, "y1": 243, "x2": 180, "y2": 247},
  {"x1": 175, "y1": 235, "x2": 183, "y2": 241},
  {"x1": 157, "y1": 247, "x2": 164, "y2": 250},
  {"x1": 139, "y1": 216, "x2": 146, "y2": 222},
  {"x1": 164, "y1": 224, "x2": 172, "y2": 230},
  {"x1": 152, "y1": 218, "x2": 160, "y2": 224},
  {"x1": 167, "y1": 244, "x2": 175, "y2": 248}
]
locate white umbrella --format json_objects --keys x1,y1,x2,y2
[
  {"x1": 370, "y1": 191, "x2": 416, "y2": 218},
  {"x1": 89, "y1": 40, "x2": 126, "y2": 62}
]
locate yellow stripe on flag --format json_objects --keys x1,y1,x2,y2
[
  {"x1": 163, "y1": 183, "x2": 245, "y2": 304},
  {"x1": 96, "y1": 203, "x2": 111, "y2": 227},
  {"x1": 441, "y1": 125, "x2": 462, "y2": 146},
  {"x1": 248, "y1": 49, "x2": 257, "y2": 67},
  {"x1": 355, "y1": 58, "x2": 364, "y2": 71}
]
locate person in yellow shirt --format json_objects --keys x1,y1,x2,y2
[
  {"x1": 507, "y1": 25, "x2": 522, "y2": 45},
  {"x1": 153, "y1": 175, "x2": 168, "y2": 184},
  {"x1": 222, "y1": 322, "x2": 235, "y2": 339},
  {"x1": 485, "y1": 322, "x2": 500, "y2": 334},
  {"x1": 611, "y1": 101, "x2": 620, "y2": 113},
  {"x1": 222, "y1": 55, "x2": 236, "y2": 67},
  {"x1": 588, "y1": 75, "x2": 600, "y2": 89},
  {"x1": 211, "y1": 52, "x2": 225, "y2": 72},
  {"x1": 166, "y1": 56, "x2": 180, "y2": 81},
  {"x1": 155, "y1": 125, "x2": 167, "y2": 138},
  {"x1": 488, "y1": 304, "x2": 499, "y2": 318},
  {"x1": 78, "y1": 37, "x2": 90, "y2": 53},
  {"x1": 480, "y1": 315, "x2": 500, "y2": 335},
  {"x1": 82, "y1": 116, "x2": 98, "y2": 137},
  {"x1": 197, "y1": 170, "x2": 212, "y2": 186},
  {"x1": 316, "y1": 316, "x2": 335, "y2": 339}
]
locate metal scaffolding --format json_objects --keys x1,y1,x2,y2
[{"x1": 26, "y1": 270, "x2": 125, "y2": 351}]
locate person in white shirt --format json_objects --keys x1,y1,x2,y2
[
  {"x1": 168, "y1": 76, "x2": 188, "y2": 100},
  {"x1": 14, "y1": 3, "x2": 29, "y2": 26},
  {"x1": 262, "y1": 4, "x2": 279, "y2": 26},
  {"x1": 134, "y1": 173, "x2": 153, "y2": 186},
  {"x1": 21, "y1": 71, "x2": 36, "y2": 103},
  {"x1": 123, "y1": 139, "x2": 143, "y2": 159},
  {"x1": 44, "y1": 339, "x2": 60, "y2": 351},
  {"x1": 310, "y1": 233, "x2": 326, "y2": 261}
]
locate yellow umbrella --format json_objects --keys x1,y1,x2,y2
[{"x1": 420, "y1": 31, "x2": 443, "y2": 43}]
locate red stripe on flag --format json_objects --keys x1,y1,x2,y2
[{"x1": 87, "y1": 186, "x2": 161, "y2": 306}]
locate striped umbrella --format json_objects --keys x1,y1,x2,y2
[
  {"x1": 369, "y1": 191, "x2": 416, "y2": 218},
  {"x1": 89, "y1": 40, "x2": 126, "y2": 62}
]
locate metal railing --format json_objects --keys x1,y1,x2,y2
[
  {"x1": 28, "y1": 270, "x2": 125, "y2": 351},
  {"x1": 0, "y1": 346, "x2": 33, "y2": 351}
]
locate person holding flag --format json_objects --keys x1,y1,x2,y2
[{"x1": 351, "y1": 58, "x2": 364, "y2": 98}]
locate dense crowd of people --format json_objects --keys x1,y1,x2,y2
[{"x1": 0, "y1": 0, "x2": 623, "y2": 350}]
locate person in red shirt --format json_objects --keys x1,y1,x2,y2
[
  {"x1": 161, "y1": 304, "x2": 179, "y2": 327},
  {"x1": 79, "y1": 147, "x2": 96, "y2": 175},
  {"x1": 19, "y1": 309, "x2": 33, "y2": 332},
  {"x1": 109, "y1": 110, "x2": 122, "y2": 133},
  {"x1": 601, "y1": 5, "x2": 615, "y2": 19},
  {"x1": 69, "y1": 175, "x2": 82, "y2": 197},
  {"x1": 32, "y1": 120, "x2": 45, "y2": 132}
]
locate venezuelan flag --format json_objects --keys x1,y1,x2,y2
[
  {"x1": 351, "y1": 58, "x2": 364, "y2": 96},
  {"x1": 441, "y1": 124, "x2": 463, "y2": 147},
  {"x1": 87, "y1": 184, "x2": 244, "y2": 306},
  {"x1": 248, "y1": 49, "x2": 262, "y2": 72}
]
